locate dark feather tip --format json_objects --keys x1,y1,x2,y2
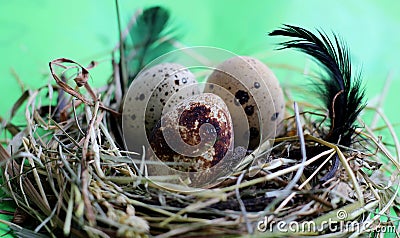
[
  {"x1": 269, "y1": 24, "x2": 366, "y2": 146},
  {"x1": 126, "y1": 6, "x2": 177, "y2": 83}
]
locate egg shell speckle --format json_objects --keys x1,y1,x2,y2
[
  {"x1": 149, "y1": 93, "x2": 234, "y2": 173},
  {"x1": 205, "y1": 56, "x2": 285, "y2": 150},
  {"x1": 123, "y1": 63, "x2": 199, "y2": 153}
]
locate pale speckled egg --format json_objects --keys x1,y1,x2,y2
[
  {"x1": 204, "y1": 56, "x2": 285, "y2": 150},
  {"x1": 149, "y1": 93, "x2": 234, "y2": 173},
  {"x1": 123, "y1": 63, "x2": 199, "y2": 153}
]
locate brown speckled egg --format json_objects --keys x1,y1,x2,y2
[
  {"x1": 149, "y1": 93, "x2": 234, "y2": 173},
  {"x1": 204, "y1": 56, "x2": 284, "y2": 150},
  {"x1": 123, "y1": 63, "x2": 199, "y2": 153},
  {"x1": 144, "y1": 63, "x2": 200, "y2": 135}
]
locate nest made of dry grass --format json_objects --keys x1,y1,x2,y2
[{"x1": 1, "y1": 43, "x2": 400, "y2": 238}]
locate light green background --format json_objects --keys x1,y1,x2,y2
[
  {"x1": 1, "y1": 0, "x2": 399, "y2": 236},
  {"x1": 1, "y1": 1, "x2": 399, "y2": 123}
]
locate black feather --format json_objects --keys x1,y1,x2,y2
[
  {"x1": 125, "y1": 6, "x2": 176, "y2": 84},
  {"x1": 269, "y1": 24, "x2": 365, "y2": 146}
]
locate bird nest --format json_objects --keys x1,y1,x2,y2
[
  {"x1": 0, "y1": 60, "x2": 398, "y2": 238},
  {"x1": 1, "y1": 7, "x2": 399, "y2": 238}
]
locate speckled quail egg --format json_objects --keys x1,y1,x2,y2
[
  {"x1": 204, "y1": 56, "x2": 285, "y2": 150},
  {"x1": 122, "y1": 63, "x2": 200, "y2": 153},
  {"x1": 149, "y1": 93, "x2": 234, "y2": 174}
]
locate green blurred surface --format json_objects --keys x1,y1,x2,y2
[{"x1": 1, "y1": 0, "x2": 399, "y2": 236}]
